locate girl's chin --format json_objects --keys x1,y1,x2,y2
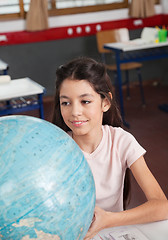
[{"x1": 71, "y1": 128, "x2": 88, "y2": 137}]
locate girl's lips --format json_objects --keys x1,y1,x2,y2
[{"x1": 70, "y1": 120, "x2": 88, "y2": 126}]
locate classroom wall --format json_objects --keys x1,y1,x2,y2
[
  {"x1": 0, "y1": 35, "x2": 100, "y2": 96},
  {"x1": 1, "y1": 31, "x2": 168, "y2": 97},
  {"x1": 0, "y1": 4, "x2": 168, "y2": 96}
]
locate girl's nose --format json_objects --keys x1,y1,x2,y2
[{"x1": 71, "y1": 102, "x2": 82, "y2": 116}]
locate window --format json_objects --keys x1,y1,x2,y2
[
  {"x1": 0, "y1": 0, "x2": 20, "y2": 14},
  {"x1": 49, "y1": 0, "x2": 128, "y2": 15},
  {"x1": 56, "y1": 0, "x2": 124, "y2": 9},
  {"x1": 0, "y1": 0, "x2": 24, "y2": 18},
  {"x1": 0, "y1": 0, "x2": 160, "y2": 19}
]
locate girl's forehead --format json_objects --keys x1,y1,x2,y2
[{"x1": 60, "y1": 78, "x2": 95, "y2": 93}]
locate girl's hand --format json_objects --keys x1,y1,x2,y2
[{"x1": 84, "y1": 206, "x2": 110, "y2": 240}]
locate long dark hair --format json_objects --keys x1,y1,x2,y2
[{"x1": 52, "y1": 56, "x2": 131, "y2": 209}]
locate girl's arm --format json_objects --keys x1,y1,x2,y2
[{"x1": 84, "y1": 156, "x2": 168, "y2": 240}]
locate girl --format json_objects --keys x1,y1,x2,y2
[{"x1": 52, "y1": 57, "x2": 168, "y2": 239}]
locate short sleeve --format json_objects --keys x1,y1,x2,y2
[{"x1": 114, "y1": 128, "x2": 146, "y2": 169}]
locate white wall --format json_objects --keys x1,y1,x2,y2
[{"x1": 0, "y1": 4, "x2": 162, "y2": 33}]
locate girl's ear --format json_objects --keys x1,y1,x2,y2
[
  {"x1": 108, "y1": 92, "x2": 112, "y2": 100},
  {"x1": 102, "y1": 92, "x2": 112, "y2": 112}
]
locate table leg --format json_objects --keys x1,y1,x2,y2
[
  {"x1": 158, "y1": 104, "x2": 168, "y2": 113},
  {"x1": 38, "y1": 94, "x2": 44, "y2": 119},
  {"x1": 115, "y1": 51, "x2": 129, "y2": 128},
  {"x1": 3, "y1": 69, "x2": 8, "y2": 75}
]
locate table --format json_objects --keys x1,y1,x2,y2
[
  {"x1": 0, "y1": 59, "x2": 8, "y2": 75},
  {"x1": 0, "y1": 77, "x2": 46, "y2": 119},
  {"x1": 93, "y1": 219, "x2": 168, "y2": 240},
  {"x1": 104, "y1": 40, "x2": 168, "y2": 127}
]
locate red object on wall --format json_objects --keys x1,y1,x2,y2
[{"x1": 0, "y1": 14, "x2": 167, "y2": 46}]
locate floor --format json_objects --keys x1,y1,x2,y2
[
  {"x1": 123, "y1": 81, "x2": 168, "y2": 208},
  {"x1": 14, "y1": 80, "x2": 168, "y2": 209}
]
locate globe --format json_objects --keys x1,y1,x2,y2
[{"x1": 0, "y1": 115, "x2": 96, "y2": 240}]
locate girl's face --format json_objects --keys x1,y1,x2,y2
[{"x1": 59, "y1": 78, "x2": 110, "y2": 138}]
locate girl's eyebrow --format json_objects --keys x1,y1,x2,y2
[
  {"x1": 80, "y1": 94, "x2": 94, "y2": 98},
  {"x1": 60, "y1": 93, "x2": 94, "y2": 99},
  {"x1": 60, "y1": 95, "x2": 69, "y2": 99}
]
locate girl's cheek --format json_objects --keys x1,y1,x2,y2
[
  {"x1": 61, "y1": 109, "x2": 69, "y2": 120},
  {"x1": 60, "y1": 109, "x2": 65, "y2": 119}
]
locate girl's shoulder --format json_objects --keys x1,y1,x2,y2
[
  {"x1": 102, "y1": 125, "x2": 140, "y2": 149},
  {"x1": 102, "y1": 125, "x2": 132, "y2": 139},
  {"x1": 103, "y1": 125, "x2": 146, "y2": 168}
]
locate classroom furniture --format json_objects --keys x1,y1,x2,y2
[
  {"x1": 159, "y1": 103, "x2": 168, "y2": 113},
  {"x1": 93, "y1": 219, "x2": 168, "y2": 240},
  {"x1": 0, "y1": 77, "x2": 46, "y2": 119},
  {"x1": 104, "y1": 40, "x2": 168, "y2": 127},
  {"x1": 96, "y1": 29, "x2": 145, "y2": 106},
  {"x1": 0, "y1": 59, "x2": 8, "y2": 75}
]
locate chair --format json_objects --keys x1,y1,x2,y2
[{"x1": 96, "y1": 28, "x2": 145, "y2": 105}]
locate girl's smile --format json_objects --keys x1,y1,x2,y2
[{"x1": 70, "y1": 120, "x2": 88, "y2": 127}]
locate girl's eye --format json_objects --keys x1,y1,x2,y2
[
  {"x1": 61, "y1": 101, "x2": 70, "y2": 106},
  {"x1": 81, "y1": 100, "x2": 91, "y2": 104}
]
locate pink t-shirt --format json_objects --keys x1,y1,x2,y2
[{"x1": 69, "y1": 125, "x2": 146, "y2": 212}]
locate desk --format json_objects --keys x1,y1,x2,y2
[
  {"x1": 0, "y1": 77, "x2": 46, "y2": 119},
  {"x1": 0, "y1": 59, "x2": 8, "y2": 75},
  {"x1": 104, "y1": 41, "x2": 168, "y2": 127},
  {"x1": 93, "y1": 220, "x2": 168, "y2": 240}
]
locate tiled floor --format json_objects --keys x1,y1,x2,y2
[{"x1": 13, "y1": 80, "x2": 168, "y2": 208}]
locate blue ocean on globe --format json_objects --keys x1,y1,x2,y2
[{"x1": 0, "y1": 115, "x2": 96, "y2": 240}]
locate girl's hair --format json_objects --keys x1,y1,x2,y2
[
  {"x1": 52, "y1": 56, "x2": 122, "y2": 129},
  {"x1": 52, "y1": 56, "x2": 131, "y2": 209}
]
